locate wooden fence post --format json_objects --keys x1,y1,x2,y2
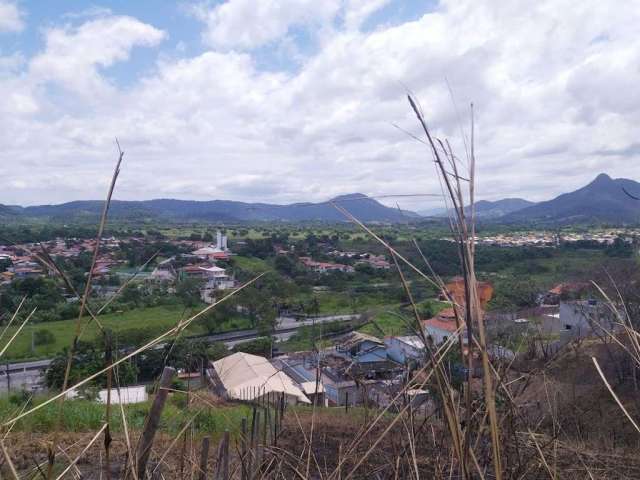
[
  {"x1": 223, "y1": 430, "x2": 230, "y2": 480},
  {"x1": 198, "y1": 436, "x2": 210, "y2": 480},
  {"x1": 240, "y1": 417, "x2": 248, "y2": 480},
  {"x1": 135, "y1": 366, "x2": 175, "y2": 479}
]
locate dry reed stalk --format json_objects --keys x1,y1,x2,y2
[
  {"x1": 56, "y1": 445, "x2": 83, "y2": 479},
  {"x1": 0, "y1": 296, "x2": 26, "y2": 346},
  {"x1": 592, "y1": 356, "x2": 640, "y2": 433},
  {"x1": 117, "y1": 388, "x2": 138, "y2": 480},
  {"x1": 0, "y1": 438, "x2": 20, "y2": 480},
  {"x1": 151, "y1": 408, "x2": 201, "y2": 475},
  {"x1": 527, "y1": 430, "x2": 556, "y2": 479},
  {"x1": 54, "y1": 423, "x2": 108, "y2": 480},
  {"x1": 0, "y1": 307, "x2": 36, "y2": 358},
  {"x1": 388, "y1": 249, "x2": 467, "y2": 476},
  {"x1": 95, "y1": 250, "x2": 160, "y2": 316},
  {"x1": 407, "y1": 93, "x2": 503, "y2": 479},
  {"x1": 46, "y1": 145, "x2": 123, "y2": 479}
]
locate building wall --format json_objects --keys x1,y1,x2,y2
[
  {"x1": 356, "y1": 346, "x2": 388, "y2": 363},
  {"x1": 425, "y1": 326, "x2": 455, "y2": 345},
  {"x1": 385, "y1": 337, "x2": 423, "y2": 363},
  {"x1": 559, "y1": 300, "x2": 615, "y2": 337}
]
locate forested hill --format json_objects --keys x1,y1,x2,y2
[{"x1": 0, "y1": 194, "x2": 419, "y2": 224}]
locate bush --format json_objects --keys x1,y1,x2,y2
[
  {"x1": 33, "y1": 329, "x2": 55, "y2": 346},
  {"x1": 233, "y1": 337, "x2": 272, "y2": 357}
]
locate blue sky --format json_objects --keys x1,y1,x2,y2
[
  {"x1": 8, "y1": 1, "x2": 432, "y2": 84},
  {"x1": 1, "y1": 0, "x2": 639, "y2": 208}
]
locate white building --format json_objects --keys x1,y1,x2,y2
[
  {"x1": 199, "y1": 265, "x2": 235, "y2": 304},
  {"x1": 385, "y1": 336, "x2": 425, "y2": 364},
  {"x1": 192, "y1": 230, "x2": 229, "y2": 260}
]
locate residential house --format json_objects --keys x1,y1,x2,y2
[
  {"x1": 543, "y1": 282, "x2": 589, "y2": 305},
  {"x1": 560, "y1": 299, "x2": 618, "y2": 337},
  {"x1": 299, "y1": 257, "x2": 354, "y2": 274},
  {"x1": 10, "y1": 262, "x2": 43, "y2": 279},
  {"x1": 180, "y1": 264, "x2": 210, "y2": 279},
  {"x1": 150, "y1": 268, "x2": 175, "y2": 282},
  {"x1": 333, "y1": 331, "x2": 400, "y2": 378},
  {"x1": 423, "y1": 308, "x2": 464, "y2": 345},
  {"x1": 385, "y1": 335, "x2": 425, "y2": 363},
  {"x1": 357, "y1": 254, "x2": 391, "y2": 270}
]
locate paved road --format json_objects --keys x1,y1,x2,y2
[
  {"x1": 0, "y1": 359, "x2": 52, "y2": 392},
  {"x1": 0, "y1": 314, "x2": 361, "y2": 392}
]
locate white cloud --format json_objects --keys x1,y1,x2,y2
[
  {"x1": 29, "y1": 16, "x2": 166, "y2": 97},
  {"x1": 194, "y1": 0, "x2": 341, "y2": 49},
  {"x1": 343, "y1": 0, "x2": 391, "y2": 30},
  {"x1": 0, "y1": 0, "x2": 23, "y2": 32},
  {"x1": 3, "y1": 1, "x2": 640, "y2": 210}
]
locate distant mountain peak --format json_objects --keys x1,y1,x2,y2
[
  {"x1": 504, "y1": 173, "x2": 640, "y2": 224},
  {"x1": 330, "y1": 193, "x2": 370, "y2": 201},
  {"x1": 590, "y1": 172, "x2": 613, "y2": 185}
]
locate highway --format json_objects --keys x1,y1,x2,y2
[{"x1": 0, "y1": 313, "x2": 361, "y2": 392}]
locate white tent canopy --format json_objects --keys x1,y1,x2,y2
[{"x1": 211, "y1": 352, "x2": 310, "y2": 404}]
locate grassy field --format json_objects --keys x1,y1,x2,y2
[
  {"x1": 291, "y1": 290, "x2": 394, "y2": 315},
  {"x1": 358, "y1": 300, "x2": 449, "y2": 337},
  {"x1": 231, "y1": 256, "x2": 271, "y2": 273},
  {"x1": 0, "y1": 392, "x2": 252, "y2": 437},
  {"x1": 2, "y1": 305, "x2": 206, "y2": 362},
  {"x1": 488, "y1": 249, "x2": 608, "y2": 287}
]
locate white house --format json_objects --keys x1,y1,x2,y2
[
  {"x1": 385, "y1": 336, "x2": 425, "y2": 364},
  {"x1": 199, "y1": 266, "x2": 235, "y2": 304},
  {"x1": 422, "y1": 308, "x2": 464, "y2": 345}
]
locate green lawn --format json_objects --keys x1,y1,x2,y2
[
  {"x1": 358, "y1": 300, "x2": 449, "y2": 338},
  {"x1": 291, "y1": 291, "x2": 393, "y2": 315},
  {"x1": 1, "y1": 304, "x2": 205, "y2": 362},
  {"x1": 0, "y1": 393, "x2": 252, "y2": 437},
  {"x1": 231, "y1": 256, "x2": 271, "y2": 273},
  {"x1": 497, "y1": 249, "x2": 607, "y2": 287}
]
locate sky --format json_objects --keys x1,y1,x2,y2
[{"x1": 1, "y1": 0, "x2": 639, "y2": 211}]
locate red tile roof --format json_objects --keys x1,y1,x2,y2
[{"x1": 422, "y1": 317, "x2": 459, "y2": 333}]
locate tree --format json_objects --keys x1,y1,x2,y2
[
  {"x1": 207, "y1": 341, "x2": 230, "y2": 361},
  {"x1": 233, "y1": 337, "x2": 272, "y2": 358},
  {"x1": 33, "y1": 329, "x2": 55, "y2": 346},
  {"x1": 489, "y1": 279, "x2": 541, "y2": 311},
  {"x1": 176, "y1": 278, "x2": 201, "y2": 307},
  {"x1": 605, "y1": 237, "x2": 633, "y2": 257},
  {"x1": 274, "y1": 255, "x2": 296, "y2": 276},
  {"x1": 241, "y1": 285, "x2": 277, "y2": 329},
  {"x1": 0, "y1": 259, "x2": 11, "y2": 273},
  {"x1": 201, "y1": 300, "x2": 237, "y2": 334},
  {"x1": 45, "y1": 339, "x2": 137, "y2": 390}
]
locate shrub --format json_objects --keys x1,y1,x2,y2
[{"x1": 33, "y1": 329, "x2": 55, "y2": 346}]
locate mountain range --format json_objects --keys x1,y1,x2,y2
[
  {"x1": 0, "y1": 194, "x2": 417, "y2": 224},
  {"x1": 503, "y1": 173, "x2": 640, "y2": 224},
  {"x1": 1, "y1": 174, "x2": 639, "y2": 224},
  {"x1": 419, "y1": 198, "x2": 535, "y2": 219}
]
